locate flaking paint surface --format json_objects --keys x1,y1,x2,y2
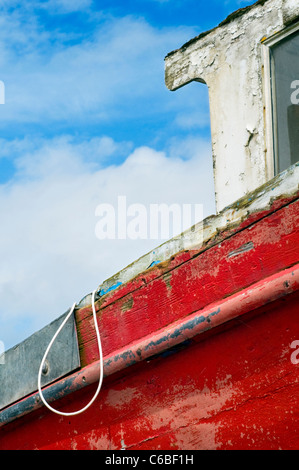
[{"x1": 0, "y1": 291, "x2": 298, "y2": 449}]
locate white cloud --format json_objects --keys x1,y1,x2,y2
[
  {"x1": 0, "y1": 14, "x2": 197, "y2": 126},
  {"x1": 0, "y1": 136, "x2": 215, "y2": 349},
  {"x1": 13, "y1": 135, "x2": 132, "y2": 177},
  {"x1": 0, "y1": 4, "x2": 214, "y2": 351}
]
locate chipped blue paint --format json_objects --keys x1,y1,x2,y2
[
  {"x1": 170, "y1": 315, "x2": 206, "y2": 338},
  {"x1": 144, "y1": 308, "x2": 221, "y2": 352},
  {"x1": 113, "y1": 349, "x2": 135, "y2": 363},
  {"x1": 144, "y1": 336, "x2": 169, "y2": 352},
  {"x1": 206, "y1": 308, "x2": 221, "y2": 323},
  {"x1": 147, "y1": 261, "x2": 161, "y2": 269},
  {"x1": 208, "y1": 307, "x2": 221, "y2": 319},
  {"x1": 98, "y1": 282, "x2": 122, "y2": 297}
]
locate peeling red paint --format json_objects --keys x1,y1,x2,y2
[
  {"x1": 76, "y1": 199, "x2": 299, "y2": 368},
  {"x1": 1, "y1": 290, "x2": 298, "y2": 450},
  {"x1": 0, "y1": 194, "x2": 298, "y2": 450}
]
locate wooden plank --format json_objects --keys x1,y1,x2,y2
[{"x1": 76, "y1": 197, "x2": 299, "y2": 367}]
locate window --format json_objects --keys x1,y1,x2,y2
[{"x1": 270, "y1": 28, "x2": 299, "y2": 174}]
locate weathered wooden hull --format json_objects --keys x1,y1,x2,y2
[
  {"x1": 0, "y1": 293, "x2": 298, "y2": 450},
  {"x1": 0, "y1": 166, "x2": 298, "y2": 450}
]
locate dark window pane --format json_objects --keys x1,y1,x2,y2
[{"x1": 270, "y1": 30, "x2": 299, "y2": 174}]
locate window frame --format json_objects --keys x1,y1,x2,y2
[{"x1": 262, "y1": 21, "x2": 299, "y2": 177}]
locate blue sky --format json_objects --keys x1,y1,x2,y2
[{"x1": 0, "y1": 0, "x2": 255, "y2": 349}]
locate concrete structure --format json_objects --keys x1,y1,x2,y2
[{"x1": 165, "y1": 0, "x2": 299, "y2": 211}]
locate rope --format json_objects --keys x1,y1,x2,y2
[{"x1": 37, "y1": 289, "x2": 103, "y2": 416}]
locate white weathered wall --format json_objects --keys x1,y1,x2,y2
[{"x1": 165, "y1": 0, "x2": 299, "y2": 212}]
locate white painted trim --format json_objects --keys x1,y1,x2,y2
[
  {"x1": 261, "y1": 20, "x2": 299, "y2": 177},
  {"x1": 261, "y1": 42, "x2": 275, "y2": 179}
]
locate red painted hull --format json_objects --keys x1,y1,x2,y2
[
  {"x1": 0, "y1": 292, "x2": 298, "y2": 450},
  {"x1": 0, "y1": 188, "x2": 298, "y2": 450}
]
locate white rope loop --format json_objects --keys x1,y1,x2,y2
[{"x1": 37, "y1": 289, "x2": 103, "y2": 416}]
